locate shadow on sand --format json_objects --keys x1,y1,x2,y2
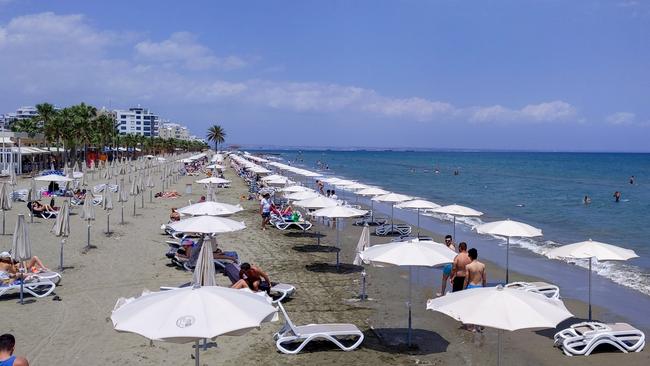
[
  {"x1": 363, "y1": 327, "x2": 449, "y2": 355},
  {"x1": 292, "y1": 244, "x2": 339, "y2": 253},
  {"x1": 305, "y1": 262, "x2": 364, "y2": 274}
]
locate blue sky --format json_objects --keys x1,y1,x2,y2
[{"x1": 0, "y1": 0, "x2": 649, "y2": 151}]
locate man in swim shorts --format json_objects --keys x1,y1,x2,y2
[
  {"x1": 464, "y1": 248, "x2": 486, "y2": 290},
  {"x1": 451, "y1": 242, "x2": 471, "y2": 292},
  {"x1": 437, "y1": 235, "x2": 456, "y2": 296}
]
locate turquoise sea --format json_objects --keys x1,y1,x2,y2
[{"x1": 255, "y1": 150, "x2": 650, "y2": 301}]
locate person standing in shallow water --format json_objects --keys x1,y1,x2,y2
[{"x1": 613, "y1": 191, "x2": 621, "y2": 202}]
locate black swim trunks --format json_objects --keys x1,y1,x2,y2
[{"x1": 452, "y1": 276, "x2": 466, "y2": 292}]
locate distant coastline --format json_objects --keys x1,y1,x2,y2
[{"x1": 236, "y1": 145, "x2": 650, "y2": 154}]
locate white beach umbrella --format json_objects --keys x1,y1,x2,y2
[
  {"x1": 192, "y1": 237, "x2": 217, "y2": 287},
  {"x1": 360, "y1": 239, "x2": 455, "y2": 346},
  {"x1": 34, "y1": 174, "x2": 72, "y2": 183},
  {"x1": 260, "y1": 174, "x2": 285, "y2": 182},
  {"x1": 178, "y1": 201, "x2": 243, "y2": 216},
  {"x1": 111, "y1": 286, "x2": 276, "y2": 366},
  {"x1": 356, "y1": 187, "x2": 390, "y2": 223},
  {"x1": 11, "y1": 214, "x2": 31, "y2": 304},
  {"x1": 51, "y1": 200, "x2": 70, "y2": 270},
  {"x1": 195, "y1": 177, "x2": 230, "y2": 185},
  {"x1": 205, "y1": 164, "x2": 225, "y2": 170},
  {"x1": 0, "y1": 182, "x2": 11, "y2": 235},
  {"x1": 81, "y1": 192, "x2": 96, "y2": 250},
  {"x1": 322, "y1": 177, "x2": 343, "y2": 184},
  {"x1": 427, "y1": 285, "x2": 573, "y2": 365},
  {"x1": 278, "y1": 185, "x2": 312, "y2": 193},
  {"x1": 332, "y1": 179, "x2": 357, "y2": 187},
  {"x1": 546, "y1": 239, "x2": 638, "y2": 320},
  {"x1": 284, "y1": 191, "x2": 320, "y2": 201},
  {"x1": 341, "y1": 182, "x2": 369, "y2": 191},
  {"x1": 312, "y1": 206, "x2": 368, "y2": 268},
  {"x1": 432, "y1": 204, "x2": 483, "y2": 238},
  {"x1": 475, "y1": 219, "x2": 543, "y2": 283},
  {"x1": 265, "y1": 177, "x2": 293, "y2": 186},
  {"x1": 293, "y1": 196, "x2": 339, "y2": 209},
  {"x1": 372, "y1": 193, "x2": 412, "y2": 231},
  {"x1": 396, "y1": 199, "x2": 441, "y2": 237},
  {"x1": 168, "y1": 216, "x2": 246, "y2": 235}
]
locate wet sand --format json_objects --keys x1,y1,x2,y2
[{"x1": 0, "y1": 164, "x2": 647, "y2": 365}]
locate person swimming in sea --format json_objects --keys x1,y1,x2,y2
[
  {"x1": 583, "y1": 195, "x2": 591, "y2": 205},
  {"x1": 630, "y1": 176, "x2": 635, "y2": 185},
  {"x1": 613, "y1": 191, "x2": 621, "y2": 202}
]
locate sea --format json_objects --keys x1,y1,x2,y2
[{"x1": 251, "y1": 150, "x2": 650, "y2": 323}]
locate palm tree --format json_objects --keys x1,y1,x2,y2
[{"x1": 206, "y1": 125, "x2": 226, "y2": 151}]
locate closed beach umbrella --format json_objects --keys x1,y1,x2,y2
[
  {"x1": 51, "y1": 200, "x2": 70, "y2": 270},
  {"x1": 312, "y1": 206, "x2": 368, "y2": 268},
  {"x1": 356, "y1": 187, "x2": 390, "y2": 224},
  {"x1": 192, "y1": 237, "x2": 217, "y2": 286},
  {"x1": 103, "y1": 186, "x2": 114, "y2": 235},
  {"x1": 81, "y1": 192, "x2": 96, "y2": 250},
  {"x1": 168, "y1": 216, "x2": 246, "y2": 235},
  {"x1": 118, "y1": 178, "x2": 128, "y2": 224},
  {"x1": 111, "y1": 286, "x2": 276, "y2": 366},
  {"x1": 432, "y1": 204, "x2": 483, "y2": 238},
  {"x1": 0, "y1": 182, "x2": 12, "y2": 235},
  {"x1": 546, "y1": 239, "x2": 638, "y2": 320},
  {"x1": 206, "y1": 183, "x2": 215, "y2": 202},
  {"x1": 353, "y1": 225, "x2": 371, "y2": 300},
  {"x1": 475, "y1": 219, "x2": 543, "y2": 283},
  {"x1": 285, "y1": 190, "x2": 319, "y2": 201},
  {"x1": 11, "y1": 214, "x2": 31, "y2": 304},
  {"x1": 130, "y1": 175, "x2": 139, "y2": 216},
  {"x1": 360, "y1": 239, "x2": 456, "y2": 346},
  {"x1": 27, "y1": 178, "x2": 39, "y2": 223},
  {"x1": 396, "y1": 199, "x2": 441, "y2": 237},
  {"x1": 146, "y1": 174, "x2": 155, "y2": 203},
  {"x1": 178, "y1": 201, "x2": 243, "y2": 216},
  {"x1": 426, "y1": 285, "x2": 573, "y2": 365},
  {"x1": 372, "y1": 193, "x2": 412, "y2": 233}
]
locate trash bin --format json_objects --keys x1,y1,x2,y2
[{"x1": 185, "y1": 183, "x2": 192, "y2": 194}]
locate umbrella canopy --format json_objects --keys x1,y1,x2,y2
[
  {"x1": 195, "y1": 177, "x2": 230, "y2": 185},
  {"x1": 118, "y1": 178, "x2": 129, "y2": 203},
  {"x1": 177, "y1": 201, "x2": 243, "y2": 216},
  {"x1": 546, "y1": 239, "x2": 638, "y2": 261},
  {"x1": 111, "y1": 286, "x2": 276, "y2": 343},
  {"x1": 11, "y1": 214, "x2": 31, "y2": 261},
  {"x1": 356, "y1": 187, "x2": 390, "y2": 196},
  {"x1": 426, "y1": 285, "x2": 573, "y2": 331},
  {"x1": 475, "y1": 219, "x2": 543, "y2": 283},
  {"x1": 34, "y1": 174, "x2": 72, "y2": 183},
  {"x1": 260, "y1": 174, "x2": 285, "y2": 182},
  {"x1": 168, "y1": 216, "x2": 246, "y2": 234},
  {"x1": 396, "y1": 199, "x2": 440, "y2": 210},
  {"x1": 265, "y1": 177, "x2": 293, "y2": 185},
  {"x1": 81, "y1": 193, "x2": 96, "y2": 220},
  {"x1": 293, "y1": 196, "x2": 339, "y2": 209},
  {"x1": 432, "y1": 204, "x2": 483, "y2": 217},
  {"x1": 360, "y1": 240, "x2": 455, "y2": 268},
  {"x1": 476, "y1": 219, "x2": 542, "y2": 238},
  {"x1": 103, "y1": 188, "x2": 114, "y2": 210},
  {"x1": 546, "y1": 239, "x2": 638, "y2": 320},
  {"x1": 130, "y1": 176, "x2": 140, "y2": 196},
  {"x1": 0, "y1": 182, "x2": 11, "y2": 210},
  {"x1": 332, "y1": 179, "x2": 358, "y2": 187},
  {"x1": 51, "y1": 200, "x2": 70, "y2": 237},
  {"x1": 311, "y1": 206, "x2": 368, "y2": 218},
  {"x1": 278, "y1": 185, "x2": 312, "y2": 193},
  {"x1": 192, "y1": 237, "x2": 217, "y2": 286},
  {"x1": 321, "y1": 177, "x2": 343, "y2": 184},
  {"x1": 342, "y1": 183, "x2": 369, "y2": 191},
  {"x1": 285, "y1": 191, "x2": 320, "y2": 201},
  {"x1": 205, "y1": 164, "x2": 225, "y2": 170}
]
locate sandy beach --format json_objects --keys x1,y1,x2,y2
[{"x1": 1, "y1": 164, "x2": 648, "y2": 366}]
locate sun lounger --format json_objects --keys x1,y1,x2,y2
[
  {"x1": 12, "y1": 189, "x2": 29, "y2": 202},
  {"x1": 554, "y1": 322, "x2": 645, "y2": 356},
  {"x1": 33, "y1": 271, "x2": 62, "y2": 285},
  {"x1": 270, "y1": 213, "x2": 312, "y2": 231},
  {"x1": 0, "y1": 278, "x2": 56, "y2": 299},
  {"x1": 505, "y1": 281, "x2": 560, "y2": 299},
  {"x1": 27, "y1": 202, "x2": 58, "y2": 219},
  {"x1": 354, "y1": 212, "x2": 388, "y2": 226},
  {"x1": 274, "y1": 302, "x2": 364, "y2": 354},
  {"x1": 375, "y1": 224, "x2": 411, "y2": 236}
]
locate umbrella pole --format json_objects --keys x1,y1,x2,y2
[
  {"x1": 141, "y1": 193, "x2": 144, "y2": 208},
  {"x1": 149, "y1": 189, "x2": 153, "y2": 203},
  {"x1": 416, "y1": 208, "x2": 420, "y2": 238},
  {"x1": 194, "y1": 340, "x2": 199, "y2": 366},
  {"x1": 59, "y1": 238, "x2": 65, "y2": 271},
  {"x1": 453, "y1": 216, "x2": 456, "y2": 239},
  {"x1": 498, "y1": 329, "x2": 502, "y2": 366},
  {"x1": 335, "y1": 220, "x2": 340, "y2": 270},
  {"x1": 370, "y1": 200, "x2": 374, "y2": 223},
  {"x1": 133, "y1": 199, "x2": 136, "y2": 216},
  {"x1": 506, "y1": 237, "x2": 510, "y2": 284},
  {"x1": 120, "y1": 204, "x2": 124, "y2": 224},
  {"x1": 86, "y1": 220, "x2": 91, "y2": 249},
  {"x1": 589, "y1": 258, "x2": 592, "y2": 321},
  {"x1": 360, "y1": 270, "x2": 367, "y2": 301},
  {"x1": 407, "y1": 266, "x2": 412, "y2": 347},
  {"x1": 19, "y1": 266, "x2": 25, "y2": 305},
  {"x1": 106, "y1": 213, "x2": 110, "y2": 235},
  {"x1": 2, "y1": 209, "x2": 4, "y2": 235},
  {"x1": 391, "y1": 204, "x2": 394, "y2": 233}
]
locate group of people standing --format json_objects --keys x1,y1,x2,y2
[{"x1": 438, "y1": 235, "x2": 487, "y2": 296}]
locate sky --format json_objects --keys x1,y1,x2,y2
[{"x1": 0, "y1": 0, "x2": 649, "y2": 152}]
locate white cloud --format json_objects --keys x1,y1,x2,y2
[
  {"x1": 606, "y1": 112, "x2": 636, "y2": 125},
  {"x1": 469, "y1": 101, "x2": 577, "y2": 123},
  {"x1": 135, "y1": 32, "x2": 246, "y2": 70},
  {"x1": 0, "y1": 12, "x2": 582, "y2": 126}
]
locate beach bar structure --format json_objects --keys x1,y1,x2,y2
[{"x1": 0, "y1": 131, "x2": 61, "y2": 175}]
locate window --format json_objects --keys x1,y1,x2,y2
[
  {"x1": 136, "y1": 116, "x2": 141, "y2": 119},
  {"x1": 136, "y1": 127, "x2": 141, "y2": 130},
  {"x1": 120, "y1": 115, "x2": 126, "y2": 119},
  {"x1": 120, "y1": 126, "x2": 126, "y2": 130}
]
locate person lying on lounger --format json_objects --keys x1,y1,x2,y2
[
  {"x1": 31, "y1": 200, "x2": 55, "y2": 213},
  {"x1": 231, "y1": 262, "x2": 271, "y2": 293},
  {"x1": 0, "y1": 252, "x2": 49, "y2": 274}
]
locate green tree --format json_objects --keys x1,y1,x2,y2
[{"x1": 206, "y1": 124, "x2": 226, "y2": 151}]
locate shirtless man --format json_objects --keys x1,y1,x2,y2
[
  {"x1": 451, "y1": 242, "x2": 471, "y2": 292},
  {"x1": 437, "y1": 235, "x2": 456, "y2": 296},
  {"x1": 464, "y1": 248, "x2": 486, "y2": 289},
  {"x1": 231, "y1": 263, "x2": 271, "y2": 293}
]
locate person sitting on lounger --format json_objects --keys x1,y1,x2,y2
[
  {"x1": 170, "y1": 208, "x2": 181, "y2": 222},
  {"x1": 231, "y1": 262, "x2": 271, "y2": 293},
  {"x1": 0, "y1": 252, "x2": 49, "y2": 274}
]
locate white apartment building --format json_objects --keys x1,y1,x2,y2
[
  {"x1": 0, "y1": 106, "x2": 40, "y2": 130},
  {"x1": 159, "y1": 122, "x2": 192, "y2": 140},
  {"x1": 113, "y1": 106, "x2": 160, "y2": 137}
]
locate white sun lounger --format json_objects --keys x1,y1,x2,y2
[
  {"x1": 270, "y1": 213, "x2": 313, "y2": 231},
  {"x1": 274, "y1": 302, "x2": 364, "y2": 354},
  {"x1": 33, "y1": 271, "x2": 62, "y2": 285},
  {"x1": 0, "y1": 278, "x2": 56, "y2": 299},
  {"x1": 505, "y1": 281, "x2": 560, "y2": 299},
  {"x1": 554, "y1": 322, "x2": 645, "y2": 356},
  {"x1": 375, "y1": 224, "x2": 412, "y2": 236}
]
